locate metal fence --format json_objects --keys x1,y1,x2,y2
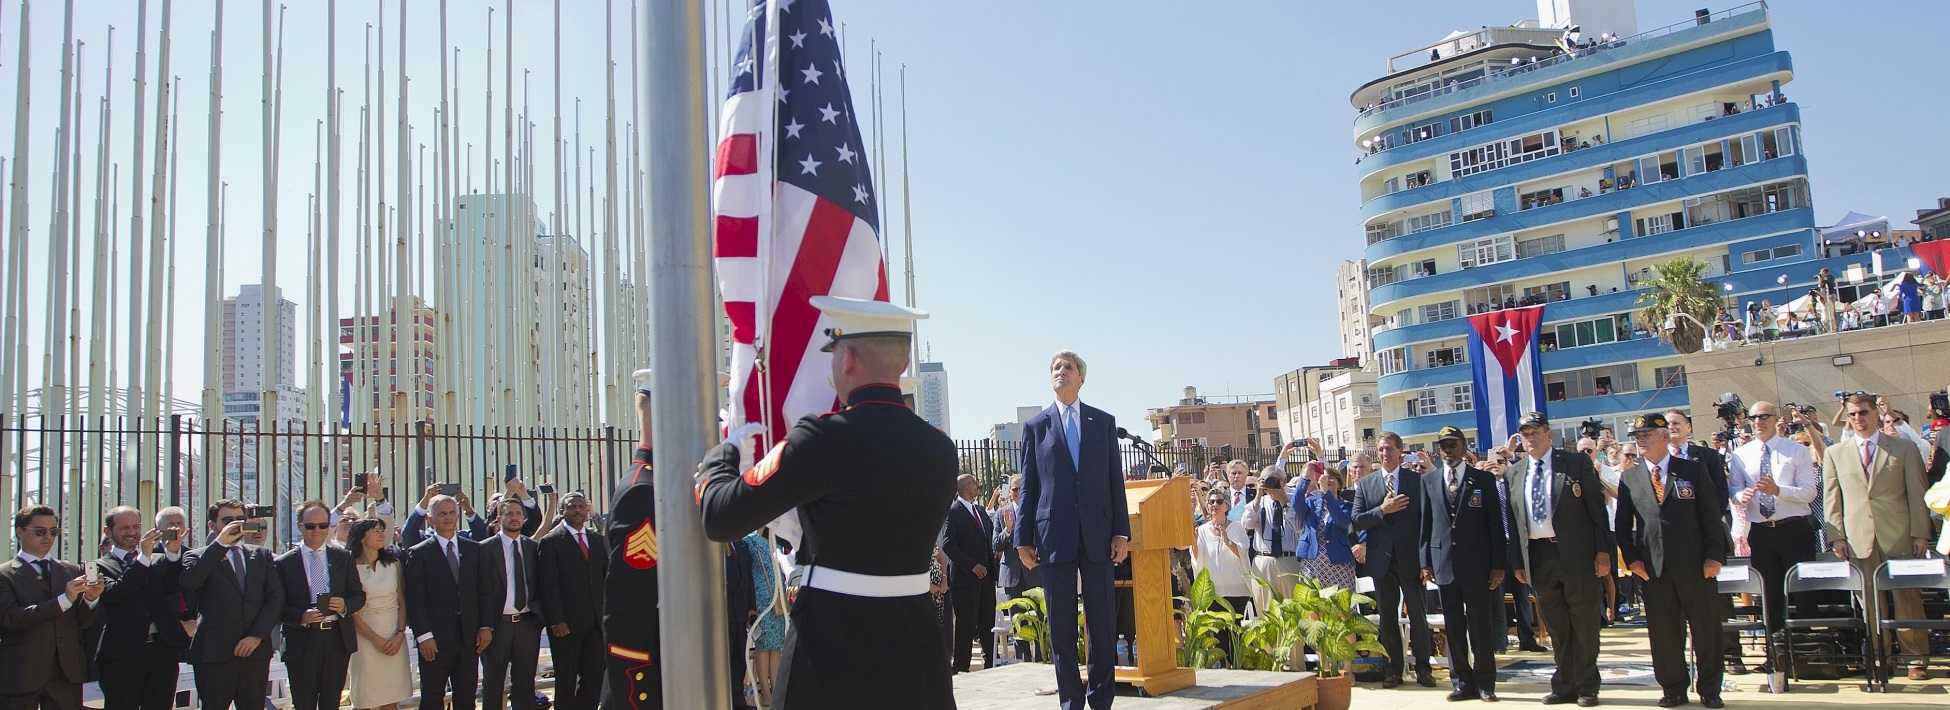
[{"x1": 1, "y1": 414, "x2": 638, "y2": 562}]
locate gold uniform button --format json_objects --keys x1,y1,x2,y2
[
  {"x1": 638, "y1": 693, "x2": 649, "y2": 701},
  {"x1": 634, "y1": 673, "x2": 644, "y2": 681}
]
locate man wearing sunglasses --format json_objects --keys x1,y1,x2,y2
[
  {"x1": 0, "y1": 505, "x2": 104, "y2": 709},
  {"x1": 182, "y1": 498, "x2": 285, "y2": 710},
  {"x1": 273, "y1": 501, "x2": 366, "y2": 710}
]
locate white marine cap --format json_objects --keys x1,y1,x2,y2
[
  {"x1": 810, "y1": 295, "x2": 928, "y2": 353},
  {"x1": 632, "y1": 368, "x2": 653, "y2": 394}
]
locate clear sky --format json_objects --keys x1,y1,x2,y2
[{"x1": 4, "y1": 0, "x2": 1945, "y2": 440}]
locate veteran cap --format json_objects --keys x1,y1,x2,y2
[
  {"x1": 1436, "y1": 425, "x2": 1467, "y2": 443},
  {"x1": 1517, "y1": 412, "x2": 1550, "y2": 430},
  {"x1": 810, "y1": 296, "x2": 929, "y2": 353},
  {"x1": 1628, "y1": 412, "x2": 1670, "y2": 435}
]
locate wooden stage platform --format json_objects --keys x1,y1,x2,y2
[{"x1": 953, "y1": 662, "x2": 1318, "y2": 710}]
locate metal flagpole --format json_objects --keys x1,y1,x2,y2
[
  {"x1": 325, "y1": 0, "x2": 341, "y2": 440},
  {"x1": 644, "y1": 0, "x2": 728, "y2": 705},
  {"x1": 199, "y1": 1, "x2": 223, "y2": 423},
  {"x1": 436, "y1": 0, "x2": 453, "y2": 424},
  {"x1": 901, "y1": 67, "x2": 917, "y2": 365},
  {"x1": 126, "y1": 0, "x2": 150, "y2": 432},
  {"x1": 396, "y1": 0, "x2": 411, "y2": 425},
  {"x1": 261, "y1": 0, "x2": 283, "y2": 436},
  {"x1": 142, "y1": 0, "x2": 172, "y2": 429},
  {"x1": 47, "y1": 0, "x2": 75, "y2": 435},
  {"x1": 2, "y1": 0, "x2": 29, "y2": 421},
  {"x1": 603, "y1": 0, "x2": 621, "y2": 431},
  {"x1": 86, "y1": 34, "x2": 113, "y2": 534}
]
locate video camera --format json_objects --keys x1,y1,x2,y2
[
  {"x1": 1578, "y1": 418, "x2": 1604, "y2": 441},
  {"x1": 1714, "y1": 392, "x2": 1744, "y2": 440}
]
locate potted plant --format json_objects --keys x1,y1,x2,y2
[
  {"x1": 999, "y1": 588, "x2": 1054, "y2": 663},
  {"x1": 1290, "y1": 577, "x2": 1387, "y2": 710},
  {"x1": 1174, "y1": 569, "x2": 1246, "y2": 669}
]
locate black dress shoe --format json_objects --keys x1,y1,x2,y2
[
  {"x1": 1383, "y1": 675, "x2": 1403, "y2": 689},
  {"x1": 1701, "y1": 698, "x2": 1723, "y2": 709},
  {"x1": 1481, "y1": 690, "x2": 1500, "y2": 702},
  {"x1": 1656, "y1": 695, "x2": 1685, "y2": 708},
  {"x1": 1418, "y1": 671, "x2": 1440, "y2": 688},
  {"x1": 1726, "y1": 658, "x2": 1749, "y2": 675},
  {"x1": 1519, "y1": 642, "x2": 1551, "y2": 653},
  {"x1": 1449, "y1": 690, "x2": 1475, "y2": 702},
  {"x1": 1541, "y1": 693, "x2": 1574, "y2": 705},
  {"x1": 1577, "y1": 696, "x2": 1599, "y2": 707}
]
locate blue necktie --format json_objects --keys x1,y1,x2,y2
[
  {"x1": 1064, "y1": 405, "x2": 1081, "y2": 470},
  {"x1": 1529, "y1": 459, "x2": 1548, "y2": 524}
]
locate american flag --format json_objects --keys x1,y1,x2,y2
[{"x1": 714, "y1": 0, "x2": 890, "y2": 442}]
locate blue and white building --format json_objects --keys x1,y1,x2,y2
[{"x1": 1353, "y1": 1, "x2": 1822, "y2": 447}]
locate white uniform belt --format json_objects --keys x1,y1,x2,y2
[{"x1": 803, "y1": 565, "x2": 929, "y2": 598}]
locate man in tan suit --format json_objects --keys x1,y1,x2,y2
[
  {"x1": 0, "y1": 505, "x2": 105, "y2": 709},
  {"x1": 1822, "y1": 394, "x2": 1935, "y2": 681}
]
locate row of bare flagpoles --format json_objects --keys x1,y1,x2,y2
[{"x1": 0, "y1": 0, "x2": 920, "y2": 526}]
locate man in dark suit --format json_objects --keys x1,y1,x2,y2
[
  {"x1": 991, "y1": 473, "x2": 1039, "y2": 663},
  {"x1": 1506, "y1": 414, "x2": 1614, "y2": 707},
  {"x1": 1617, "y1": 414, "x2": 1729, "y2": 708},
  {"x1": 1421, "y1": 427, "x2": 1507, "y2": 702},
  {"x1": 536, "y1": 491, "x2": 607, "y2": 710},
  {"x1": 405, "y1": 494, "x2": 484, "y2": 710},
  {"x1": 943, "y1": 474, "x2": 998, "y2": 673},
  {"x1": 478, "y1": 499, "x2": 544, "y2": 710},
  {"x1": 403, "y1": 484, "x2": 492, "y2": 546},
  {"x1": 92, "y1": 506, "x2": 189, "y2": 710},
  {"x1": 1351, "y1": 431, "x2": 1435, "y2": 688},
  {"x1": 0, "y1": 505, "x2": 104, "y2": 710},
  {"x1": 180, "y1": 499, "x2": 284, "y2": 710},
  {"x1": 273, "y1": 501, "x2": 366, "y2": 710},
  {"x1": 1013, "y1": 350, "x2": 1131, "y2": 710},
  {"x1": 1662, "y1": 408, "x2": 1740, "y2": 669}
]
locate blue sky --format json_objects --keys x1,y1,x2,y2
[{"x1": 4, "y1": 0, "x2": 1945, "y2": 440}]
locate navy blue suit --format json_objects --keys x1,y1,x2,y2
[{"x1": 1013, "y1": 401, "x2": 1130, "y2": 710}]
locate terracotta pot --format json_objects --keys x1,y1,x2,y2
[{"x1": 1318, "y1": 672, "x2": 1353, "y2": 710}]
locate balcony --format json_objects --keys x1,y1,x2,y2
[{"x1": 1353, "y1": 2, "x2": 1771, "y2": 135}]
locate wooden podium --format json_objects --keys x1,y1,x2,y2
[{"x1": 1112, "y1": 476, "x2": 1198, "y2": 696}]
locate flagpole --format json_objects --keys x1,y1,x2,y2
[
  {"x1": 1, "y1": 0, "x2": 30, "y2": 422},
  {"x1": 644, "y1": 0, "x2": 729, "y2": 704},
  {"x1": 142, "y1": 0, "x2": 172, "y2": 431},
  {"x1": 125, "y1": 0, "x2": 150, "y2": 433},
  {"x1": 199, "y1": 1, "x2": 223, "y2": 424},
  {"x1": 900, "y1": 66, "x2": 917, "y2": 365},
  {"x1": 47, "y1": 0, "x2": 75, "y2": 436}
]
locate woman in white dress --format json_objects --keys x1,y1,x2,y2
[{"x1": 346, "y1": 518, "x2": 414, "y2": 709}]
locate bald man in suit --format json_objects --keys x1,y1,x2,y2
[{"x1": 1823, "y1": 394, "x2": 1935, "y2": 681}]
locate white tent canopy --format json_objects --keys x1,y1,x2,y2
[{"x1": 1822, "y1": 211, "x2": 1890, "y2": 242}]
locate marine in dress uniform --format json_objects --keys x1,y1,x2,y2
[
  {"x1": 1420, "y1": 426, "x2": 1507, "y2": 702},
  {"x1": 1617, "y1": 414, "x2": 1728, "y2": 709},
  {"x1": 1505, "y1": 413, "x2": 1614, "y2": 708},
  {"x1": 696, "y1": 297, "x2": 959, "y2": 710},
  {"x1": 602, "y1": 369, "x2": 664, "y2": 709}
]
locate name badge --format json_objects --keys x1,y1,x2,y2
[
  {"x1": 1468, "y1": 492, "x2": 1484, "y2": 507},
  {"x1": 1676, "y1": 482, "x2": 1695, "y2": 500},
  {"x1": 1570, "y1": 482, "x2": 1582, "y2": 498}
]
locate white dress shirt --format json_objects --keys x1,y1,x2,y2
[
  {"x1": 497, "y1": 532, "x2": 530, "y2": 615},
  {"x1": 300, "y1": 542, "x2": 342, "y2": 621},
  {"x1": 1192, "y1": 520, "x2": 1251, "y2": 597},
  {"x1": 1524, "y1": 455, "x2": 1558, "y2": 539},
  {"x1": 1241, "y1": 493, "x2": 1301, "y2": 555},
  {"x1": 1727, "y1": 435, "x2": 1816, "y2": 522},
  {"x1": 16, "y1": 551, "x2": 97, "y2": 611}
]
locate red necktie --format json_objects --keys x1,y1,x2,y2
[
  {"x1": 575, "y1": 531, "x2": 589, "y2": 559},
  {"x1": 1650, "y1": 463, "x2": 1665, "y2": 503}
]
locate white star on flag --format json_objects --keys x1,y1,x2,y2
[
  {"x1": 784, "y1": 118, "x2": 805, "y2": 139},
  {"x1": 818, "y1": 103, "x2": 841, "y2": 124},
  {"x1": 818, "y1": 18, "x2": 834, "y2": 37},
  {"x1": 789, "y1": 30, "x2": 807, "y2": 48},
  {"x1": 801, "y1": 62, "x2": 823, "y2": 85},
  {"x1": 835, "y1": 144, "x2": 856, "y2": 163},
  {"x1": 798, "y1": 155, "x2": 821, "y2": 175},
  {"x1": 852, "y1": 184, "x2": 869, "y2": 203},
  {"x1": 1495, "y1": 323, "x2": 1519, "y2": 343}
]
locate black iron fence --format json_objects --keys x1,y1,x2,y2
[{"x1": 2, "y1": 414, "x2": 638, "y2": 562}]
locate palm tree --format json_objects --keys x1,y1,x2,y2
[{"x1": 1635, "y1": 258, "x2": 1724, "y2": 354}]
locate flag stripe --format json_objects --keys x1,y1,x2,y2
[
  {"x1": 714, "y1": 216, "x2": 759, "y2": 258},
  {"x1": 756, "y1": 198, "x2": 858, "y2": 431},
  {"x1": 714, "y1": 133, "x2": 760, "y2": 179}
]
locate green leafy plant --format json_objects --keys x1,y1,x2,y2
[
  {"x1": 1287, "y1": 576, "x2": 1387, "y2": 679},
  {"x1": 1634, "y1": 257, "x2": 1725, "y2": 354},
  {"x1": 998, "y1": 588, "x2": 1087, "y2": 663},
  {"x1": 1174, "y1": 569, "x2": 1245, "y2": 669},
  {"x1": 1239, "y1": 571, "x2": 1307, "y2": 671}
]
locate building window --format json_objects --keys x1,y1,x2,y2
[
  {"x1": 1379, "y1": 347, "x2": 1408, "y2": 376},
  {"x1": 1463, "y1": 284, "x2": 1517, "y2": 312},
  {"x1": 1652, "y1": 365, "x2": 1688, "y2": 388},
  {"x1": 1459, "y1": 192, "x2": 1496, "y2": 222},
  {"x1": 1423, "y1": 345, "x2": 1465, "y2": 369},
  {"x1": 1636, "y1": 211, "x2": 1681, "y2": 236},
  {"x1": 1517, "y1": 234, "x2": 1566, "y2": 258},
  {"x1": 1417, "y1": 301, "x2": 1461, "y2": 323},
  {"x1": 1742, "y1": 243, "x2": 1804, "y2": 264},
  {"x1": 1447, "y1": 109, "x2": 1492, "y2": 134},
  {"x1": 1545, "y1": 314, "x2": 1632, "y2": 350},
  {"x1": 1450, "y1": 129, "x2": 1559, "y2": 177},
  {"x1": 1452, "y1": 384, "x2": 1473, "y2": 411},
  {"x1": 1414, "y1": 389, "x2": 1439, "y2": 416},
  {"x1": 1543, "y1": 364, "x2": 1640, "y2": 401},
  {"x1": 1523, "y1": 281, "x2": 1570, "y2": 302},
  {"x1": 1519, "y1": 187, "x2": 1565, "y2": 210}
]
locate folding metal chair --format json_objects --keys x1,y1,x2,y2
[
  {"x1": 1781, "y1": 560, "x2": 1876, "y2": 689},
  {"x1": 1716, "y1": 562, "x2": 1769, "y2": 665},
  {"x1": 1871, "y1": 558, "x2": 1950, "y2": 691}
]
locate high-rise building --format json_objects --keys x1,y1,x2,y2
[
  {"x1": 339, "y1": 297, "x2": 438, "y2": 424},
  {"x1": 220, "y1": 284, "x2": 298, "y2": 395},
  {"x1": 1353, "y1": 1, "x2": 1817, "y2": 446},
  {"x1": 917, "y1": 361, "x2": 951, "y2": 432},
  {"x1": 533, "y1": 234, "x2": 595, "y2": 427},
  {"x1": 1273, "y1": 359, "x2": 1380, "y2": 457},
  {"x1": 1337, "y1": 260, "x2": 1376, "y2": 365}
]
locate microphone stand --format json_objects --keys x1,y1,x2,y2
[{"x1": 1125, "y1": 436, "x2": 1172, "y2": 479}]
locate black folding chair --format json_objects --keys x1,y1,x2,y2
[
  {"x1": 1872, "y1": 558, "x2": 1950, "y2": 691},
  {"x1": 1717, "y1": 562, "x2": 1769, "y2": 666},
  {"x1": 1781, "y1": 560, "x2": 1876, "y2": 689}
]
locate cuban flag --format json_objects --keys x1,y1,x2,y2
[
  {"x1": 1910, "y1": 240, "x2": 1950, "y2": 277},
  {"x1": 1467, "y1": 305, "x2": 1547, "y2": 451}
]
